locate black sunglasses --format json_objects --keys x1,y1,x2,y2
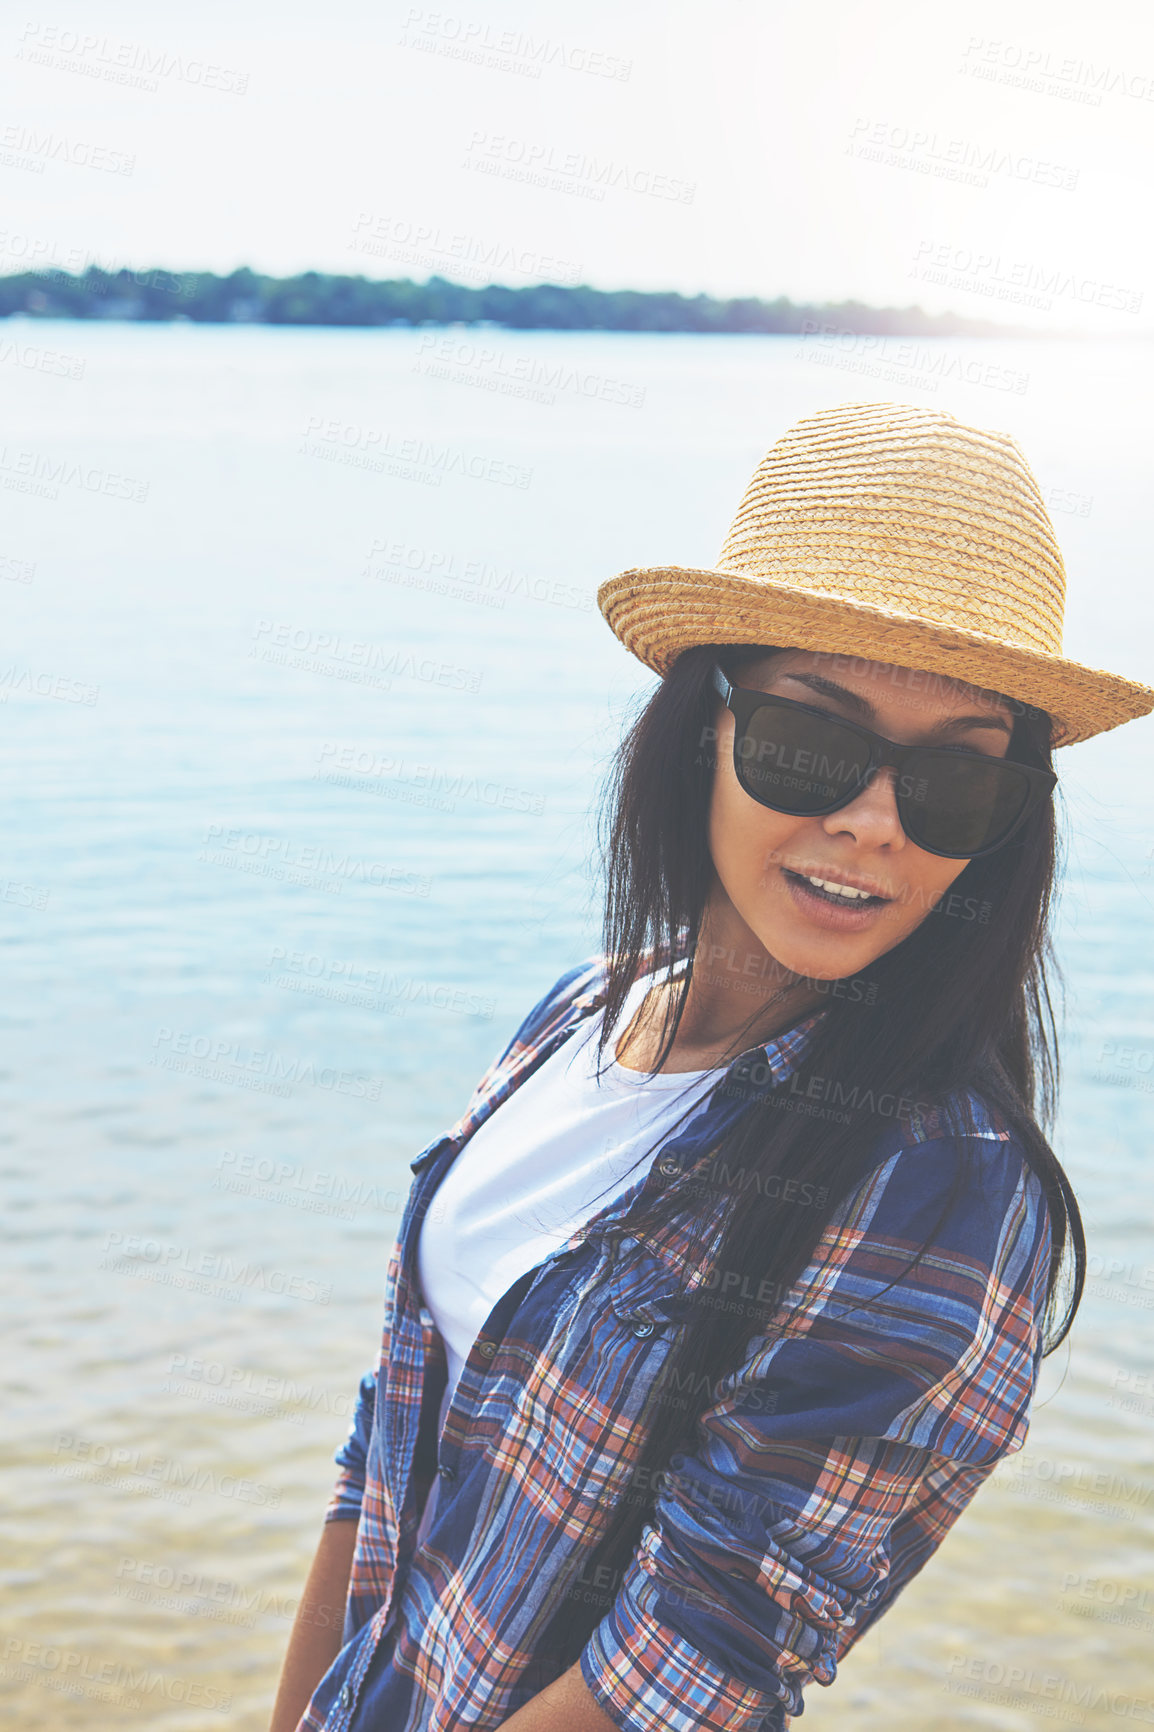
[{"x1": 711, "y1": 664, "x2": 1056, "y2": 859}]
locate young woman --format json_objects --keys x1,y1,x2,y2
[{"x1": 270, "y1": 402, "x2": 1154, "y2": 1732}]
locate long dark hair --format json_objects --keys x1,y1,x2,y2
[{"x1": 545, "y1": 640, "x2": 1082, "y2": 1665}]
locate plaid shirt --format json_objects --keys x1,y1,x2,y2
[{"x1": 297, "y1": 950, "x2": 1052, "y2": 1732}]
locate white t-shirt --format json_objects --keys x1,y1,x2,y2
[{"x1": 414, "y1": 966, "x2": 721, "y2": 1547}]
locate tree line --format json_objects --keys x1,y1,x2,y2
[{"x1": 0, "y1": 265, "x2": 1020, "y2": 335}]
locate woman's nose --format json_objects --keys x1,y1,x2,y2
[{"x1": 819, "y1": 765, "x2": 906, "y2": 848}]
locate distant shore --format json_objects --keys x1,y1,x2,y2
[{"x1": 0, "y1": 265, "x2": 1035, "y2": 335}]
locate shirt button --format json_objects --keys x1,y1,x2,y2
[
  {"x1": 438, "y1": 1464, "x2": 455, "y2": 1481},
  {"x1": 657, "y1": 1156, "x2": 680, "y2": 1176},
  {"x1": 629, "y1": 1317, "x2": 655, "y2": 1338},
  {"x1": 339, "y1": 1682, "x2": 353, "y2": 1708},
  {"x1": 477, "y1": 1340, "x2": 497, "y2": 1358}
]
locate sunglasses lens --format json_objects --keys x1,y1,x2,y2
[
  {"x1": 899, "y1": 752, "x2": 1033, "y2": 855},
  {"x1": 732, "y1": 696, "x2": 1041, "y2": 857},
  {"x1": 736, "y1": 706, "x2": 869, "y2": 812}
]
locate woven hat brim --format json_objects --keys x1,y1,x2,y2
[{"x1": 598, "y1": 566, "x2": 1154, "y2": 749}]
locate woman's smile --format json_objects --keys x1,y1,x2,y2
[{"x1": 779, "y1": 863, "x2": 894, "y2": 931}]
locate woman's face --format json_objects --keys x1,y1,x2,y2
[{"x1": 706, "y1": 648, "x2": 1017, "y2": 986}]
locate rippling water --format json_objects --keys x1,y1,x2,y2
[{"x1": 2, "y1": 323, "x2": 1152, "y2": 1729}]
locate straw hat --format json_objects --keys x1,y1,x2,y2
[{"x1": 597, "y1": 401, "x2": 1154, "y2": 748}]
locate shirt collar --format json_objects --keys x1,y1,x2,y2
[
  {"x1": 574, "y1": 967, "x2": 827, "y2": 1091},
  {"x1": 409, "y1": 964, "x2": 827, "y2": 1176}
]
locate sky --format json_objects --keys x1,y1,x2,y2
[{"x1": 2, "y1": 0, "x2": 1153, "y2": 330}]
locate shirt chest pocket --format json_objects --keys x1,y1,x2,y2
[
  {"x1": 476, "y1": 1242, "x2": 692, "y2": 1521},
  {"x1": 598, "y1": 1234, "x2": 693, "y2": 1340},
  {"x1": 557, "y1": 1233, "x2": 696, "y2": 1441}
]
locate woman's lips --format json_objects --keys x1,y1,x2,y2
[{"x1": 781, "y1": 867, "x2": 892, "y2": 932}]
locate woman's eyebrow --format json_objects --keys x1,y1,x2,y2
[{"x1": 775, "y1": 671, "x2": 1014, "y2": 736}]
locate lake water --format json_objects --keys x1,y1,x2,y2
[{"x1": 2, "y1": 322, "x2": 1152, "y2": 1730}]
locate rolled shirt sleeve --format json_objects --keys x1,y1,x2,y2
[
  {"x1": 325, "y1": 1366, "x2": 378, "y2": 1524},
  {"x1": 579, "y1": 1130, "x2": 1053, "y2": 1731}
]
